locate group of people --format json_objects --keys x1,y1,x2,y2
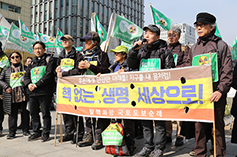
[{"x1": 0, "y1": 11, "x2": 236, "y2": 157}]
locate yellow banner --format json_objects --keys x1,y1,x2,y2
[{"x1": 57, "y1": 65, "x2": 215, "y2": 122}]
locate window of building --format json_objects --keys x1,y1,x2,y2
[
  {"x1": 66, "y1": 7, "x2": 69, "y2": 16},
  {"x1": 49, "y1": 2, "x2": 52, "y2": 19},
  {"x1": 60, "y1": 19, "x2": 63, "y2": 30},
  {"x1": 86, "y1": 1, "x2": 89, "y2": 18},
  {"x1": 44, "y1": 23, "x2": 47, "y2": 33},
  {"x1": 31, "y1": 0, "x2": 34, "y2": 5},
  {"x1": 91, "y1": 2, "x2": 94, "y2": 12},
  {"x1": 54, "y1": 20, "x2": 58, "y2": 34},
  {"x1": 60, "y1": 0, "x2": 63, "y2": 7},
  {"x1": 49, "y1": 21, "x2": 52, "y2": 36},
  {"x1": 66, "y1": 0, "x2": 69, "y2": 6},
  {"x1": 80, "y1": 0, "x2": 84, "y2": 16},
  {"x1": 39, "y1": 24, "x2": 42, "y2": 32},
  {"x1": 0, "y1": 2, "x2": 21, "y2": 13},
  {"x1": 6, "y1": 18, "x2": 19, "y2": 27}
]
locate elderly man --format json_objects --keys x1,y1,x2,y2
[
  {"x1": 55, "y1": 35, "x2": 85, "y2": 144},
  {"x1": 183, "y1": 12, "x2": 232, "y2": 157},
  {"x1": 165, "y1": 26, "x2": 190, "y2": 146},
  {"x1": 78, "y1": 31, "x2": 110, "y2": 150},
  {"x1": 128, "y1": 25, "x2": 175, "y2": 157}
]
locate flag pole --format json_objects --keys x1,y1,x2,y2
[
  {"x1": 51, "y1": 28, "x2": 59, "y2": 57},
  {"x1": 209, "y1": 52, "x2": 216, "y2": 157},
  {"x1": 105, "y1": 14, "x2": 117, "y2": 53},
  {"x1": 54, "y1": 112, "x2": 58, "y2": 146},
  {"x1": 20, "y1": 36, "x2": 24, "y2": 71}
]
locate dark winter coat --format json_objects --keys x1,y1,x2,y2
[
  {"x1": 109, "y1": 59, "x2": 129, "y2": 73},
  {"x1": 231, "y1": 64, "x2": 237, "y2": 143},
  {"x1": 0, "y1": 65, "x2": 25, "y2": 115},
  {"x1": 24, "y1": 53, "x2": 57, "y2": 97},
  {"x1": 57, "y1": 47, "x2": 85, "y2": 76},
  {"x1": 127, "y1": 39, "x2": 175, "y2": 70}
]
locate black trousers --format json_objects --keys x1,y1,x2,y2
[
  {"x1": 63, "y1": 114, "x2": 84, "y2": 138},
  {"x1": 8, "y1": 101, "x2": 29, "y2": 134},
  {"x1": 29, "y1": 96, "x2": 51, "y2": 135},
  {"x1": 85, "y1": 117, "x2": 110, "y2": 141},
  {"x1": 142, "y1": 120, "x2": 166, "y2": 151},
  {"x1": 0, "y1": 99, "x2": 4, "y2": 131}
]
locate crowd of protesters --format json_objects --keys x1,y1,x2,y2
[{"x1": 0, "y1": 12, "x2": 236, "y2": 157}]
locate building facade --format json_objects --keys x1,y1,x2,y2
[
  {"x1": 160, "y1": 23, "x2": 196, "y2": 45},
  {"x1": 30, "y1": 0, "x2": 145, "y2": 46},
  {"x1": 0, "y1": 0, "x2": 31, "y2": 28}
]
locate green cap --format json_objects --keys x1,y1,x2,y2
[{"x1": 110, "y1": 45, "x2": 128, "y2": 54}]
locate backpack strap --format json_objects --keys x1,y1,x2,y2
[{"x1": 191, "y1": 43, "x2": 197, "y2": 58}]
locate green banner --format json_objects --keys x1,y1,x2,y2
[
  {"x1": 0, "y1": 54, "x2": 10, "y2": 68},
  {"x1": 60, "y1": 58, "x2": 74, "y2": 72},
  {"x1": 112, "y1": 14, "x2": 143, "y2": 44},
  {"x1": 38, "y1": 32, "x2": 55, "y2": 48},
  {"x1": 31, "y1": 66, "x2": 46, "y2": 84},
  {"x1": 121, "y1": 41, "x2": 133, "y2": 51},
  {"x1": 150, "y1": 5, "x2": 172, "y2": 31},
  {"x1": 215, "y1": 22, "x2": 222, "y2": 39},
  {"x1": 91, "y1": 13, "x2": 107, "y2": 43},
  {"x1": 55, "y1": 29, "x2": 64, "y2": 49},
  {"x1": 140, "y1": 58, "x2": 161, "y2": 71},
  {"x1": 102, "y1": 123, "x2": 123, "y2": 146},
  {"x1": 10, "y1": 71, "x2": 25, "y2": 89},
  {"x1": 19, "y1": 19, "x2": 34, "y2": 40},
  {"x1": 192, "y1": 53, "x2": 218, "y2": 82},
  {"x1": 232, "y1": 37, "x2": 237, "y2": 61},
  {"x1": 8, "y1": 23, "x2": 34, "y2": 54}
]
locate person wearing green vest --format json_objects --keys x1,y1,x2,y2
[
  {"x1": 55, "y1": 35, "x2": 85, "y2": 144},
  {"x1": 183, "y1": 12, "x2": 232, "y2": 157},
  {"x1": 128, "y1": 25, "x2": 175, "y2": 157},
  {"x1": 78, "y1": 31, "x2": 110, "y2": 150},
  {"x1": 24, "y1": 41, "x2": 57, "y2": 142},
  {"x1": 0, "y1": 41, "x2": 10, "y2": 137}
]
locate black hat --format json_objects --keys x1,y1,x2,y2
[
  {"x1": 80, "y1": 31, "x2": 100, "y2": 43},
  {"x1": 194, "y1": 12, "x2": 216, "y2": 25},
  {"x1": 143, "y1": 24, "x2": 160, "y2": 35}
]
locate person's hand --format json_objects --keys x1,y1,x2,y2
[
  {"x1": 55, "y1": 66, "x2": 61, "y2": 73},
  {"x1": 118, "y1": 67, "x2": 125, "y2": 74},
  {"x1": 57, "y1": 72, "x2": 62, "y2": 78},
  {"x1": 96, "y1": 73, "x2": 101, "y2": 77},
  {"x1": 210, "y1": 91, "x2": 222, "y2": 103},
  {"x1": 78, "y1": 60, "x2": 90, "y2": 69},
  {"x1": 133, "y1": 40, "x2": 145, "y2": 50},
  {"x1": 28, "y1": 83, "x2": 36, "y2": 91},
  {"x1": 6, "y1": 87, "x2": 12, "y2": 94},
  {"x1": 83, "y1": 60, "x2": 91, "y2": 69}
]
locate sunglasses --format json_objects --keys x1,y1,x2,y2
[{"x1": 11, "y1": 56, "x2": 20, "y2": 59}]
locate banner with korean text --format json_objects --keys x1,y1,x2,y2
[{"x1": 57, "y1": 65, "x2": 215, "y2": 122}]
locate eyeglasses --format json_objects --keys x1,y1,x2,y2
[
  {"x1": 11, "y1": 56, "x2": 20, "y2": 59},
  {"x1": 62, "y1": 39, "x2": 70, "y2": 42},
  {"x1": 168, "y1": 34, "x2": 177, "y2": 38},
  {"x1": 33, "y1": 47, "x2": 43, "y2": 50},
  {"x1": 194, "y1": 23, "x2": 208, "y2": 28}
]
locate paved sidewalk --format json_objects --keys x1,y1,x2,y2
[{"x1": 0, "y1": 111, "x2": 236, "y2": 157}]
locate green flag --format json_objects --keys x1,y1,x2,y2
[
  {"x1": 215, "y1": 22, "x2": 222, "y2": 39},
  {"x1": 8, "y1": 23, "x2": 34, "y2": 53},
  {"x1": 55, "y1": 29, "x2": 64, "y2": 49},
  {"x1": 38, "y1": 32, "x2": 55, "y2": 48},
  {"x1": 19, "y1": 19, "x2": 34, "y2": 40},
  {"x1": 112, "y1": 14, "x2": 143, "y2": 44},
  {"x1": 232, "y1": 37, "x2": 237, "y2": 60},
  {"x1": 0, "y1": 25, "x2": 9, "y2": 48},
  {"x1": 150, "y1": 5, "x2": 172, "y2": 31},
  {"x1": 91, "y1": 13, "x2": 107, "y2": 43}
]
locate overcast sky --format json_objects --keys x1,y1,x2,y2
[{"x1": 143, "y1": 0, "x2": 237, "y2": 45}]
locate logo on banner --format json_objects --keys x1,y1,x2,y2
[
  {"x1": 49, "y1": 37, "x2": 55, "y2": 43},
  {"x1": 57, "y1": 36, "x2": 62, "y2": 42},
  {"x1": 119, "y1": 20, "x2": 129, "y2": 33},
  {"x1": 21, "y1": 36, "x2": 29, "y2": 43},
  {"x1": 41, "y1": 35, "x2": 49, "y2": 43},
  {"x1": 97, "y1": 22, "x2": 102, "y2": 31},
  {"x1": 33, "y1": 68, "x2": 41, "y2": 75},
  {"x1": 33, "y1": 34, "x2": 39, "y2": 41},
  {"x1": 22, "y1": 24, "x2": 29, "y2": 32},
  {"x1": 12, "y1": 29, "x2": 21, "y2": 39},
  {"x1": 155, "y1": 13, "x2": 167, "y2": 27},
  {"x1": 198, "y1": 56, "x2": 209, "y2": 65},
  {"x1": 2, "y1": 29, "x2": 8, "y2": 36},
  {"x1": 128, "y1": 24, "x2": 138, "y2": 35}
]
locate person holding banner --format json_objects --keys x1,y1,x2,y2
[
  {"x1": 127, "y1": 25, "x2": 175, "y2": 157},
  {"x1": 165, "y1": 26, "x2": 191, "y2": 146},
  {"x1": 0, "y1": 51, "x2": 30, "y2": 139},
  {"x1": 183, "y1": 12, "x2": 233, "y2": 157},
  {"x1": 0, "y1": 41, "x2": 10, "y2": 137},
  {"x1": 78, "y1": 31, "x2": 110, "y2": 150},
  {"x1": 24, "y1": 41, "x2": 57, "y2": 142},
  {"x1": 55, "y1": 35, "x2": 85, "y2": 144}
]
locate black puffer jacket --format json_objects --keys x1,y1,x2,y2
[
  {"x1": 127, "y1": 39, "x2": 175, "y2": 70},
  {"x1": 24, "y1": 53, "x2": 57, "y2": 97}
]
